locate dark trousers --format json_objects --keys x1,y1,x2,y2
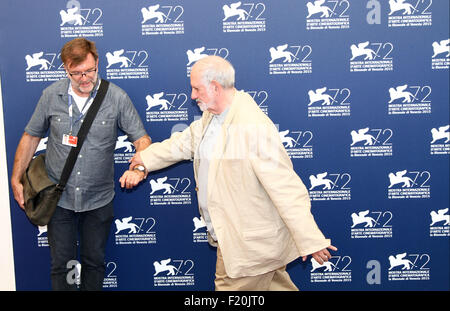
[{"x1": 47, "y1": 201, "x2": 114, "y2": 291}]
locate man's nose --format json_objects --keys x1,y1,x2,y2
[{"x1": 79, "y1": 73, "x2": 89, "y2": 81}]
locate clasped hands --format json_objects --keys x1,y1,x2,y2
[{"x1": 119, "y1": 152, "x2": 146, "y2": 189}]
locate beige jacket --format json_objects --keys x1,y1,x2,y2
[{"x1": 141, "y1": 90, "x2": 331, "y2": 278}]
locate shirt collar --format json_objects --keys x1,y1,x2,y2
[
  {"x1": 59, "y1": 76, "x2": 101, "y2": 95},
  {"x1": 213, "y1": 106, "x2": 230, "y2": 124}
]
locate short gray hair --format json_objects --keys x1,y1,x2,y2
[{"x1": 193, "y1": 56, "x2": 235, "y2": 89}]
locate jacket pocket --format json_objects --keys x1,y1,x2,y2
[{"x1": 242, "y1": 226, "x2": 280, "y2": 241}]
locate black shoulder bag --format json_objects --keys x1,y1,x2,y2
[{"x1": 21, "y1": 80, "x2": 110, "y2": 226}]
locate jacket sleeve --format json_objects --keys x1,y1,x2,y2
[
  {"x1": 141, "y1": 118, "x2": 203, "y2": 172},
  {"x1": 248, "y1": 122, "x2": 331, "y2": 256}
]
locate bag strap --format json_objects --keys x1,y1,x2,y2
[{"x1": 57, "y1": 79, "x2": 110, "y2": 190}]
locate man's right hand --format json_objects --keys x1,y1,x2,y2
[
  {"x1": 11, "y1": 180, "x2": 25, "y2": 209},
  {"x1": 129, "y1": 151, "x2": 145, "y2": 171},
  {"x1": 10, "y1": 132, "x2": 42, "y2": 210}
]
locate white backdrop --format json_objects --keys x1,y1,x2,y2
[{"x1": 0, "y1": 76, "x2": 16, "y2": 291}]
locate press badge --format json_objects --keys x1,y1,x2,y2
[{"x1": 62, "y1": 134, "x2": 78, "y2": 147}]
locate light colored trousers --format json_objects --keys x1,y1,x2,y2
[{"x1": 214, "y1": 246, "x2": 299, "y2": 291}]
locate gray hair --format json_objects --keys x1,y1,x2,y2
[{"x1": 193, "y1": 56, "x2": 235, "y2": 89}]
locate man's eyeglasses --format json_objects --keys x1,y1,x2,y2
[{"x1": 68, "y1": 68, "x2": 97, "y2": 78}]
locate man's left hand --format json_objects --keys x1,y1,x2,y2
[
  {"x1": 119, "y1": 170, "x2": 145, "y2": 189},
  {"x1": 302, "y1": 245, "x2": 338, "y2": 265}
]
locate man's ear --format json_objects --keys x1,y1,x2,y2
[{"x1": 211, "y1": 80, "x2": 221, "y2": 94}]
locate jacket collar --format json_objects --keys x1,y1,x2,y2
[{"x1": 205, "y1": 91, "x2": 242, "y2": 199}]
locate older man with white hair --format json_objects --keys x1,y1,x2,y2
[{"x1": 121, "y1": 55, "x2": 336, "y2": 290}]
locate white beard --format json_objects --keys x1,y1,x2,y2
[{"x1": 197, "y1": 100, "x2": 211, "y2": 112}]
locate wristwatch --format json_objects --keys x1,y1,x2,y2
[{"x1": 133, "y1": 165, "x2": 146, "y2": 173}]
